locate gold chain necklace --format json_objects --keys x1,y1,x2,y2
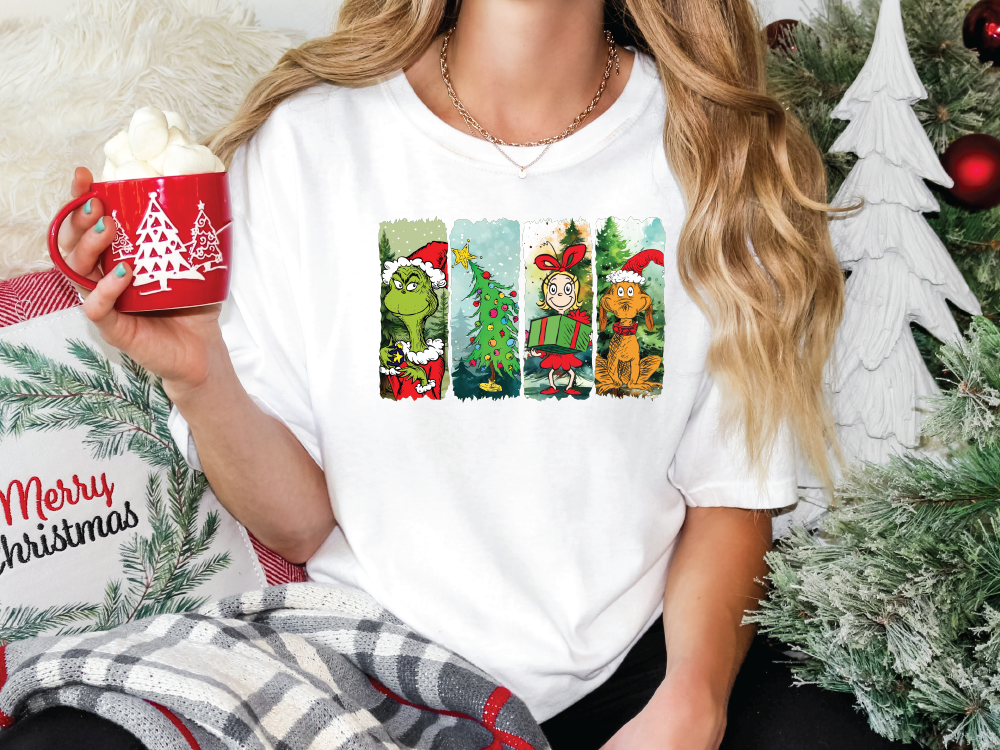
[{"x1": 439, "y1": 27, "x2": 620, "y2": 178}]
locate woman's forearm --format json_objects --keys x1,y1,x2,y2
[
  {"x1": 163, "y1": 337, "x2": 335, "y2": 565},
  {"x1": 662, "y1": 506, "x2": 772, "y2": 707}
]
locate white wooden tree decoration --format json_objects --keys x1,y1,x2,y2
[
  {"x1": 188, "y1": 201, "x2": 227, "y2": 273},
  {"x1": 827, "y1": 0, "x2": 980, "y2": 468},
  {"x1": 131, "y1": 192, "x2": 204, "y2": 295}
]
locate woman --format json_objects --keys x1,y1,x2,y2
[{"x1": 28, "y1": 0, "x2": 848, "y2": 747}]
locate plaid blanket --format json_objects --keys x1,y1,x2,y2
[{"x1": 0, "y1": 583, "x2": 549, "y2": 750}]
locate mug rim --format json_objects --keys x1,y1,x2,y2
[{"x1": 94, "y1": 171, "x2": 225, "y2": 186}]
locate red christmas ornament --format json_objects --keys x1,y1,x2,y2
[
  {"x1": 964, "y1": 0, "x2": 1000, "y2": 66},
  {"x1": 482, "y1": 271, "x2": 491, "y2": 280},
  {"x1": 468, "y1": 359, "x2": 476, "y2": 367},
  {"x1": 510, "y1": 291, "x2": 517, "y2": 297},
  {"x1": 473, "y1": 300, "x2": 480, "y2": 307},
  {"x1": 470, "y1": 337, "x2": 476, "y2": 343},
  {"x1": 942, "y1": 134, "x2": 1000, "y2": 209},
  {"x1": 765, "y1": 19, "x2": 804, "y2": 55}
]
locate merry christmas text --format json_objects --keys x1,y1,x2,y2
[
  {"x1": 0, "y1": 474, "x2": 115, "y2": 527},
  {"x1": 0, "y1": 502, "x2": 139, "y2": 576}
]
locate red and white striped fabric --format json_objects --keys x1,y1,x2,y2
[
  {"x1": 247, "y1": 532, "x2": 308, "y2": 586},
  {"x1": 0, "y1": 270, "x2": 306, "y2": 586},
  {"x1": 0, "y1": 270, "x2": 80, "y2": 327}
]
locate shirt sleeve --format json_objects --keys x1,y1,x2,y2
[
  {"x1": 668, "y1": 373, "x2": 797, "y2": 510},
  {"x1": 167, "y1": 117, "x2": 321, "y2": 470}
]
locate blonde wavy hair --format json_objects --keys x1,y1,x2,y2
[{"x1": 207, "y1": 0, "x2": 845, "y2": 484}]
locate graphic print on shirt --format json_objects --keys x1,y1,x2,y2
[
  {"x1": 594, "y1": 217, "x2": 667, "y2": 399},
  {"x1": 522, "y1": 220, "x2": 594, "y2": 401},
  {"x1": 378, "y1": 219, "x2": 450, "y2": 400},
  {"x1": 449, "y1": 219, "x2": 522, "y2": 400}
]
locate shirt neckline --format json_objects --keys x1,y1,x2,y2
[{"x1": 380, "y1": 50, "x2": 661, "y2": 176}]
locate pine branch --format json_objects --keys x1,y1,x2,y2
[
  {"x1": 95, "y1": 581, "x2": 126, "y2": 631},
  {"x1": 0, "y1": 603, "x2": 99, "y2": 645},
  {"x1": 925, "y1": 317, "x2": 1000, "y2": 447},
  {"x1": 0, "y1": 341, "x2": 176, "y2": 467}
]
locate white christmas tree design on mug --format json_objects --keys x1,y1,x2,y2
[
  {"x1": 120, "y1": 192, "x2": 230, "y2": 295},
  {"x1": 188, "y1": 201, "x2": 228, "y2": 273},
  {"x1": 110, "y1": 210, "x2": 135, "y2": 261}
]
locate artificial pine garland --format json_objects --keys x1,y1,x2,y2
[{"x1": 750, "y1": 318, "x2": 1000, "y2": 748}]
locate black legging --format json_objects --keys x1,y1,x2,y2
[
  {"x1": 0, "y1": 620, "x2": 919, "y2": 750},
  {"x1": 541, "y1": 618, "x2": 919, "y2": 750}
]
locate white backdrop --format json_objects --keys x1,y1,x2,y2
[{"x1": 0, "y1": 0, "x2": 823, "y2": 38}]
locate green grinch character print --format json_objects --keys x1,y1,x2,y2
[{"x1": 379, "y1": 240, "x2": 449, "y2": 400}]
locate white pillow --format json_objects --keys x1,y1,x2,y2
[{"x1": 0, "y1": 307, "x2": 265, "y2": 641}]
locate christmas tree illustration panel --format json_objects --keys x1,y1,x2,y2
[
  {"x1": 522, "y1": 220, "x2": 594, "y2": 401},
  {"x1": 594, "y1": 217, "x2": 667, "y2": 399},
  {"x1": 449, "y1": 219, "x2": 521, "y2": 400},
  {"x1": 378, "y1": 219, "x2": 450, "y2": 401}
]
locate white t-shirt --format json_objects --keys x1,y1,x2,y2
[{"x1": 168, "y1": 52, "x2": 795, "y2": 721}]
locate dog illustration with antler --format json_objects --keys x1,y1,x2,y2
[{"x1": 595, "y1": 249, "x2": 664, "y2": 396}]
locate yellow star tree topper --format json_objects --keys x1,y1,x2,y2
[{"x1": 451, "y1": 241, "x2": 480, "y2": 270}]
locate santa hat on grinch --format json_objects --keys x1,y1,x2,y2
[
  {"x1": 382, "y1": 241, "x2": 449, "y2": 288},
  {"x1": 606, "y1": 248, "x2": 664, "y2": 285}
]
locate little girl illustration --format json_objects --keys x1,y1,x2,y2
[{"x1": 529, "y1": 242, "x2": 590, "y2": 396}]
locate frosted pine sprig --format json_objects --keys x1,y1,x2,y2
[{"x1": 925, "y1": 317, "x2": 1000, "y2": 448}]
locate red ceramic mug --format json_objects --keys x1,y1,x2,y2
[{"x1": 48, "y1": 172, "x2": 232, "y2": 313}]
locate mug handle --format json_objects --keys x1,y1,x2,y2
[{"x1": 48, "y1": 189, "x2": 100, "y2": 291}]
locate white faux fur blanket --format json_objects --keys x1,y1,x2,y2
[{"x1": 0, "y1": 0, "x2": 304, "y2": 280}]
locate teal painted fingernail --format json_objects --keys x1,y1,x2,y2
[
  {"x1": 114, "y1": 263, "x2": 126, "y2": 278},
  {"x1": 83, "y1": 199, "x2": 92, "y2": 215},
  {"x1": 95, "y1": 217, "x2": 105, "y2": 233}
]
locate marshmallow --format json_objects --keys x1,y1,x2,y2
[
  {"x1": 162, "y1": 144, "x2": 217, "y2": 177},
  {"x1": 103, "y1": 130, "x2": 133, "y2": 168},
  {"x1": 164, "y1": 110, "x2": 190, "y2": 135},
  {"x1": 102, "y1": 107, "x2": 225, "y2": 179},
  {"x1": 101, "y1": 158, "x2": 117, "y2": 182},
  {"x1": 148, "y1": 126, "x2": 194, "y2": 173},
  {"x1": 115, "y1": 160, "x2": 160, "y2": 180},
  {"x1": 128, "y1": 107, "x2": 170, "y2": 161}
]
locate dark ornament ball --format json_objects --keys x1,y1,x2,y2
[
  {"x1": 765, "y1": 19, "x2": 804, "y2": 55},
  {"x1": 963, "y1": 0, "x2": 1000, "y2": 66},
  {"x1": 941, "y1": 133, "x2": 1000, "y2": 209}
]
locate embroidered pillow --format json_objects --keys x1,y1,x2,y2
[{"x1": 0, "y1": 306, "x2": 267, "y2": 642}]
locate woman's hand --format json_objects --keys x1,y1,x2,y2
[
  {"x1": 59, "y1": 167, "x2": 224, "y2": 393},
  {"x1": 600, "y1": 674, "x2": 726, "y2": 750}
]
